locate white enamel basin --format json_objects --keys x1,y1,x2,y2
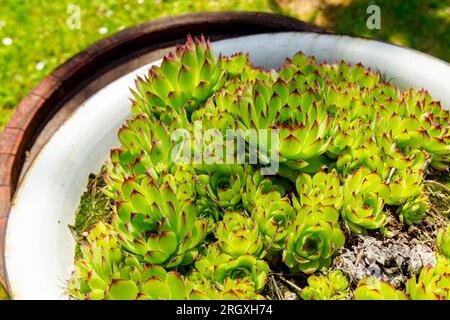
[{"x1": 5, "y1": 32, "x2": 450, "y2": 300}]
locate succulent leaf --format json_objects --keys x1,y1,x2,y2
[{"x1": 354, "y1": 277, "x2": 408, "y2": 300}]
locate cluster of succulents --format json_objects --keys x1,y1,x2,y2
[{"x1": 69, "y1": 36, "x2": 450, "y2": 300}]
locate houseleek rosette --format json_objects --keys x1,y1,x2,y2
[
  {"x1": 252, "y1": 189, "x2": 295, "y2": 252},
  {"x1": 242, "y1": 169, "x2": 287, "y2": 212},
  {"x1": 341, "y1": 167, "x2": 387, "y2": 234},
  {"x1": 131, "y1": 35, "x2": 225, "y2": 117},
  {"x1": 283, "y1": 204, "x2": 345, "y2": 274},
  {"x1": 295, "y1": 170, "x2": 342, "y2": 209},
  {"x1": 300, "y1": 270, "x2": 350, "y2": 300},
  {"x1": 112, "y1": 169, "x2": 207, "y2": 268},
  {"x1": 195, "y1": 164, "x2": 246, "y2": 209},
  {"x1": 103, "y1": 116, "x2": 175, "y2": 196},
  {"x1": 398, "y1": 193, "x2": 430, "y2": 225},
  {"x1": 187, "y1": 278, "x2": 264, "y2": 300},
  {"x1": 216, "y1": 211, "x2": 263, "y2": 259},
  {"x1": 186, "y1": 244, "x2": 267, "y2": 299}
]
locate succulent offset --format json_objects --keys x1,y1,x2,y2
[
  {"x1": 283, "y1": 204, "x2": 345, "y2": 273},
  {"x1": 69, "y1": 36, "x2": 450, "y2": 300},
  {"x1": 300, "y1": 270, "x2": 350, "y2": 300}
]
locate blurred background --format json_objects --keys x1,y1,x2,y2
[{"x1": 0, "y1": 0, "x2": 448, "y2": 130}]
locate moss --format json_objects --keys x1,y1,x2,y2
[{"x1": 69, "y1": 168, "x2": 113, "y2": 258}]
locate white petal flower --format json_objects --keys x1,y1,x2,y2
[
  {"x1": 98, "y1": 27, "x2": 108, "y2": 34},
  {"x1": 2, "y1": 37, "x2": 13, "y2": 46},
  {"x1": 36, "y1": 61, "x2": 46, "y2": 71}
]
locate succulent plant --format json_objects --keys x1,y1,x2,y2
[
  {"x1": 112, "y1": 170, "x2": 207, "y2": 268},
  {"x1": 195, "y1": 164, "x2": 246, "y2": 209},
  {"x1": 103, "y1": 116, "x2": 173, "y2": 197},
  {"x1": 406, "y1": 256, "x2": 450, "y2": 300},
  {"x1": 340, "y1": 167, "x2": 387, "y2": 234},
  {"x1": 185, "y1": 243, "x2": 268, "y2": 299},
  {"x1": 131, "y1": 35, "x2": 225, "y2": 118},
  {"x1": 300, "y1": 270, "x2": 350, "y2": 300},
  {"x1": 398, "y1": 193, "x2": 430, "y2": 225},
  {"x1": 70, "y1": 36, "x2": 450, "y2": 300},
  {"x1": 187, "y1": 243, "x2": 268, "y2": 291},
  {"x1": 437, "y1": 225, "x2": 450, "y2": 259},
  {"x1": 214, "y1": 255, "x2": 269, "y2": 292},
  {"x1": 68, "y1": 222, "x2": 187, "y2": 300},
  {"x1": 354, "y1": 277, "x2": 408, "y2": 300},
  {"x1": 252, "y1": 188, "x2": 295, "y2": 252},
  {"x1": 242, "y1": 169, "x2": 288, "y2": 212},
  {"x1": 283, "y1": 204, "x2": 345, "y2": 273},
  {"x1": 187, "y1": 277, "x2": 264, "y2": 300},
  {"x1": 216, "y1": 211, "x2": 264, "y2": 259},
  {"x1": 295, "y1": 170, "x2": 342, "y2": 209}
]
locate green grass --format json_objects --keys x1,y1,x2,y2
[
  {"x1": 317, "y1": 0, "x2": 450, "y2": 62},
  {"x1": 0, "y1": 0, "x2": 449, "y2": 130}
]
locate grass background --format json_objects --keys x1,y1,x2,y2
[{"x1": 0, "y1": 0, "x2": 448, "y2": 130}]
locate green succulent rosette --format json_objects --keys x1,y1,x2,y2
[
  {"x1": 283, "y1": 204, "x2": 345, "y2": 274},
  {"x1": 335, "y1": 138, "x2": 387, "y2": 177},
  {"x1": 252, "y1": 189, "x2": 295, "y2": 252},
  {"x1": 242, "y1": 169, "x2": 288, "y2": 212},
  {"x1": 406, "y1": 256, "x2": 450, "y2": 300},
  {"x1": 187, "y1": 278, "x2": 264, "y2": 300},
  {"x1": 354, "y1": 277, "x2": 408, "y2": 300},
  {"x1": 187, "y1": 243, "x2": 268, "y2": 297},
  {"x1": 341, "y1": 167, "x2": 387, "y2": 234},
  {"x1": 295, "y1": 170, "x2": 343, "y2": 209},
  {"x1": 112, "y1": 171, "x2": 207, "y2": 268},
  {"x1": 195, "y1": 164, "x2": 246, "y2": 210},
  {"x1": 437, "y1": 225, "x2": 450, "y2": 259},
  {"x1": 216, "y1": 211, "x2": 263, "y2": 259},
  {"x1": 398, "y1": 193, "x2": 430, "y2": 225},
  {"x1": 131, "y1": 35, "x2": 225, "y2": 117},
  {"x1": 300, "y1": 270, "x2": 350, "y2": 300},
  {"x1": 214, "y1": 255, "x2": 269, "y2": 292},
  {"x1": 103, "y1": 116, "x2": 175, "y2": 197}
]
